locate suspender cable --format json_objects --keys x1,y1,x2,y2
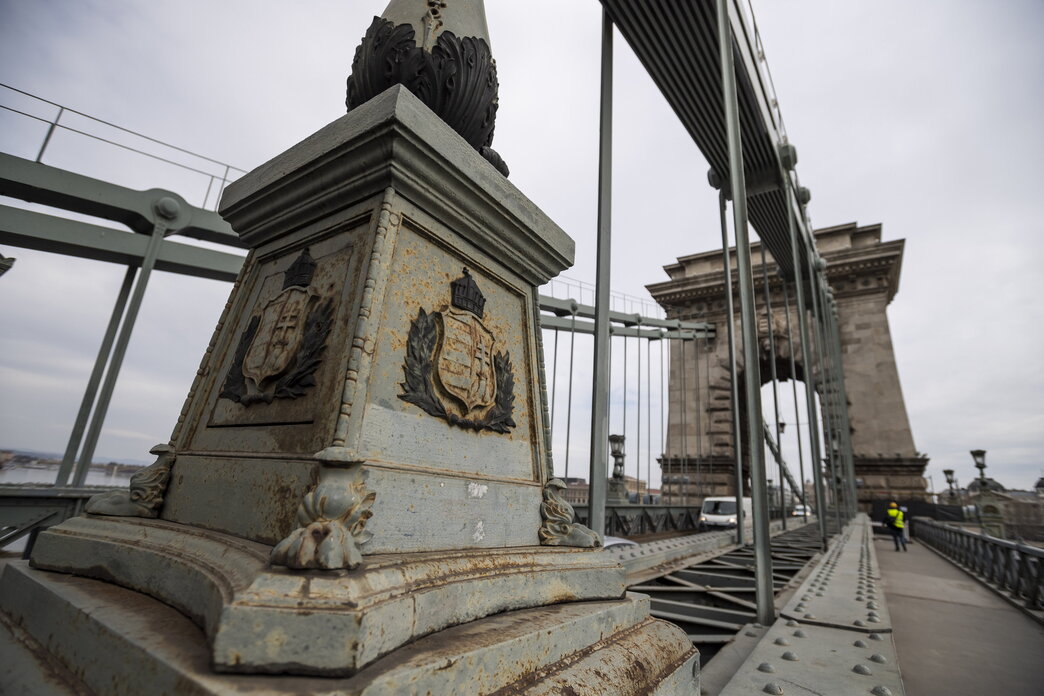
[
  {"x1": 660, "y1": 335, "x2": 666, "y2": 504},
  {"x1": 636, "y1": 321, "x2": 642, "y2": 500},
  {"x1": 623, "y1": 328, "x2": 628, "y2": 454},
  {"x1": 808, "y1": 261, "x2": 843, "y2": 533},
  {"x1": 718, "y1": 0, "x2": 773, "y2": 624},
  {"x1": 587, "y1": 9, "x2": 613, "y2": 538},
  {"x1": 760, "y1": 242, "x2": 786, "y2": 528},
  {"x1": 550, "y1": 327, "x2": 560, "y2": 433},
  {"x1": 643, "y1": 329, "x2": 650, "y2": 500},
  {"x1": 785, "y1": 183, "x2": 827, "y2": 548},
  {"x1": 704, "y1": 330, "x2": 711, "y2": 496},
  {"x1": 679, "y1": 335, "x2": 689, "y2": 506},
  {"x1": 695, "y1": 329, "x2": 704, "y2": 501},
  {"x1": 564, "y1": 311, "x2": 577, "y2": 482},
  {"x1": 782, "y1": 278, "x2": 809, "y2": 521},
  {"x1": 719, "y1": 190, "x2": 745, "y2": 545}
]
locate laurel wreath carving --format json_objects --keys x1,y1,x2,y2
[
  {"x1": 399, "y1": 307, "x2": 516, "y2": 433},
  {"x1": 220, "y1": 299, "x2": 334, "y2": 406}
]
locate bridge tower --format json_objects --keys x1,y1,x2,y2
[{"x1": 648, "y1": 222, "x2": 928, "y2": 510}]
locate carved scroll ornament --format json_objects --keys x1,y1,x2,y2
[
  {"x1": 539, "y1": 478, "x2": 601, "y2": 548},
  {"x1": 85, "y1": 444, "x2": 174, "y2": 519}
]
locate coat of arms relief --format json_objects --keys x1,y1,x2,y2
[
  {"x1": 221, "y1": 247, "x2": 335, "y2": 406},
  {"x1": 400, "y1": 268, "x2": 516, "y2": 433}
]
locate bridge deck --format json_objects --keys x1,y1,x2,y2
[{"x1": 877, "y1": 535, "x2": 1044, "y2": 696}]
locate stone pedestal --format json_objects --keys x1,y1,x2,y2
[{"x1": 3, "y1": 86, "x2": 698, "y2": 692}]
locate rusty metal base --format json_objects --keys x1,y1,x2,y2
[
  {"x1": 25, "y1": 514, "x2": 629, "y2": 676},
  {"x1": 1, "y1": 560, "x2": 697, "y2": 695}
]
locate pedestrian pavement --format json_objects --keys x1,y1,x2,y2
[{"x1": 876, "y1": 533, "x2": 1044, "y2": 696}]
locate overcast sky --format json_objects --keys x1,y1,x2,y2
[{"x1": 1, "y1": 1, "x2": 1042, "y2": 493}]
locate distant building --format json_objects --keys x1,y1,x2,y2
[
  {"x1": 562, "y1": 477, "x2": 588, "y2": 505},
  {"x1": 967, "y1": 478, "x2": 1044, "y2": 542},
  {"x1": 560, "y1": 476, "x2": 652, "y2": 505}
]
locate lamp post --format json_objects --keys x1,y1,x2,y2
[
  {"x1": 607, "y1": 435, "x2": 629, "y2": 504},
  {"x1": 943, "y1": 468, "x2": 955, "y2": 503},
  {"x1": 971, "y1": 449, "x2": 987, "y2": 483},
  {"x1": 970, "y1": 449, "x2": 987, "y2": 530}
]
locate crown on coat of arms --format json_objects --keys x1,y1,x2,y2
[
  {"x1": 283, "y1": 247, "x2": 317, "y2": 290},
  {"x1": 451, "y1": 268, "x2": 486, "y2": 318}
]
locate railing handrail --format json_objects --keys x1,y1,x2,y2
[{"x1": 916, "y1": 517, "x2": 1044, "y2": 558}]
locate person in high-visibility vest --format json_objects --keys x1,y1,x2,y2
[{"x1": 886, "y1": 502, "x2": 907, "y2": 552}]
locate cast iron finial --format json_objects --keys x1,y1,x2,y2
[{"x1": 346, "y1": 0, "x2": 509, "y2": 176}]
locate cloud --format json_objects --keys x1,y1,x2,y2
[{"x1": 1, "y1": 0, "x2": 1042, "y2": 493}]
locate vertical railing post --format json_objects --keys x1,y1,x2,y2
[
  {"x1": 717, "y1": 0, "x2": 774, "y2": 625},
  {"x1": 586, "y1": 9, "x2": 613, "y2": 540}
]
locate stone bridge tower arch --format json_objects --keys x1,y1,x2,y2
[{"x1": 648, "y1": 222, "x2": 928, "y2": 508}]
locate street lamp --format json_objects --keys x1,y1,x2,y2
[
  {"x1": 609, "y1": 435, "x2": 626, "y2": 479},
  {"x1": 970, "y1": 449, "x2": 987, "y2": 482},
  {"x1": 970, "y1": 449, "x2": 987, "y2": 529}
]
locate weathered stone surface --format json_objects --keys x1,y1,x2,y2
[
  {"x1": 28, "y1": 515, "x2": 626, "y2": 675},
  {"x1": 16, "y1": 83, "x2": 691, "y2": 690},
  {"x1": 647, "y1": 222, "x2": 928, "y2": 507},
  {"x1": 1, "y1": 561, "x2": 696, "y2": 695}
]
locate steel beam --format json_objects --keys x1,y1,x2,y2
[
  {"x1": 54, "y1": 266, "x2": 136, "y2": 487},
  {"x1": 0, "y1": 204, "x2": 243, "y2": 281},
  {"x1": 0, "y1": 153, "x2": 242, "y2": 246}
]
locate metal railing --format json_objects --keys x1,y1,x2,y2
[
  {"x1": 572, "y1": 505, "x2": 701, "y2": 537},
  {"x1": 915, "y1": 518, "x2": 1044, "y2": 616},
  {"x1": 1, "y1": 83, "x2": 248, "y2": 211}
]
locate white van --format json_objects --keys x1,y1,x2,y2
[{"x1": 699, "y1": 496, "x2": 753, "y2": 529}]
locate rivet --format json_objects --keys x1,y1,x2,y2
[
  {"x1": 782, "y1": 651, "x2": 799, "y2": 661},
  {"x1": 854, "y1": 620, "x2": 866, "y2": 627},
  {"x1": 870, "y1": 654, "x2": 887, "y2": 663},
  {"x1": 757, "y1": 662, "x2": 775, "y2": 673},
  {"x1": 867, "y1": 601, "x2": 878, "y2": 610},
  {"x1": 868, "y1": 611, "x2": 879, "y2": 618},
  {"x1": 793, "y1": 630, "x2": 807, "y2": 638},
  {"x1": 746, "y1": 630, "x2": 759, "y2": 637},
  {"x1": 774, "y1": 637, "x2": 790, "y2": 646},
  {"x1": 785, "y1": 619, "x2": 798, "y2": 627},
  {"x1": 871, "y1": 686, "x2": 893, "y2": 696},
  {"x1": 868, "y1": 616, "x2": 881, "y2": 623},
  {"x1": 869, "y1": 633, "x2": 883, "y2": 641},
  {"x1": 804, "y1": 613, "x2": 816, "y2": 619},
  {"x1": 853, "y1": 664, "x2": 872, "y2": 675},
  {"x1": 763, "y1": 684, "x2": 784, "y2": 695},
  {"x1": 853, "y1": 639, "x2": 868, "y2": 648}
]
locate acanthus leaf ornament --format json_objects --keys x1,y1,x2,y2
[
  {"x1": 346, "y1": 10, "x2": 508, "y2": 176},
  {"x1": 399, "y1": 269, "x2": 516, "y2": 433},
  {"x1": 270, "y1": 469, "x2": 376, "y2": 571}
]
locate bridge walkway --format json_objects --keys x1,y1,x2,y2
[{"x1": 876, "y1": 534, "x2": 1044, "y2": 696}]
